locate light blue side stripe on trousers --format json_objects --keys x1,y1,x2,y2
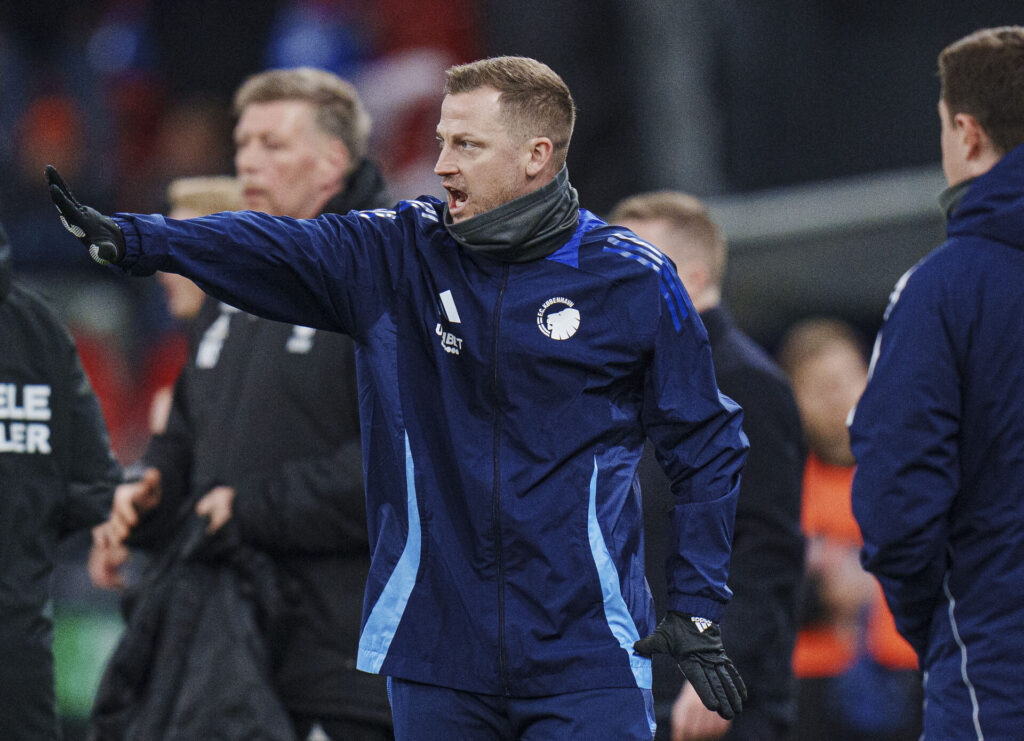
[{"x1": 357, "y1": 432, "x2": 422, "y2": 673}]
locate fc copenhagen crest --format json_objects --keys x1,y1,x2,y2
[{"x1": 536, "y1": 297, "x2": 580, "y2": 340}]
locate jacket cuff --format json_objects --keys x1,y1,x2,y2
[
  {"x1": 112, "y1": 216, "x2": 141, "y2": 270},
  {"x1": 113, "y1": 214, "x2": 166, "y2": 275},
  {"x1": 667, "y1": 594, "x2": 726, "y2": 623}
]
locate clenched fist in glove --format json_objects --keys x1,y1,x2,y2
[
  {"x1": 633, "y1": 611, "x2": 747, "y2": 719},
  {"x1": 45, "y1": 165, "x2": 126, "y2": 265}
]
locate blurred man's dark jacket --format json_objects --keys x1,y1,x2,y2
[
  {"x1": 125, "y1": 160, "x2": 392, "y2": 727},
  {"x1": 642, "y1": 305, "x2": 805, "y2": 736}
]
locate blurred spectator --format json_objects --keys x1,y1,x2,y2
[
  {"x1": 777, "y1": 318, "x2": 921, "y2": 741},
  {"x1": 0, "y1": 220, "x2": 122, "y2": 740},
  {"x1": 16, "y1": 96, "x2": 86, "y2": 197},
  {"x1": 352, "y1": 0, "x2": 481, "y2": 200},
  {"x1": 88, "y1": 67, "x2": 391, "y2": 740},
  {"x1": 2, "y1": 94, "x2": 112, "y2": 267},
  {"x1": 263, "y1": 1, "x2": 369, "y2": 77},
  {"x1": 611, "y1": 191, "x2": 805, "y2": 741},
  {"x1": 66, "y1": 283, "x2": 139, "y2": 463},
  {"x1": 0, "y1": 91, "x2": 147, "y2": 461},
  {"x1": 157, "y1": 175, "x2": 244, "y2": 319},
  {"x1": 117, "y1": 94, "x2": 236, "y2": 213},
  {"x1": 144, "y1": 175, "x2": 244, "y2": 435},
  {"x1": 352, "y1": 49, "x2": 448, "y2": 201}
]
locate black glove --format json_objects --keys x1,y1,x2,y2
[
  {"x1": 45, "y1": 165, "x2": 126, "y2": 265},
  {"x1": 633, "y1": 611, "x2": 747, "y2": 719}
]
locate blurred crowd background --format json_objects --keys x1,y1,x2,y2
[{"x1": 0, "y1": 1, "x2": 1018, "y2": 736}]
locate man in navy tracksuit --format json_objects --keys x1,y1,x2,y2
[
  {"x1": 849, "y1": 27, "x2": 1024, "y2": 739},
  {"x1": 48, "y1": 56, "x2": 748, "y2": 740}
]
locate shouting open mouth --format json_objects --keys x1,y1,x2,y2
[{"x1": 445, "y1": 186, "x2": 469, "y2": 219}]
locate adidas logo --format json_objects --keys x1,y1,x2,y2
[
  {"x1": 439, "y1": 289, "x2": 462, "y2": 324},
  {"x1": 436, "y1": 290, "x2": 465, "y2": 356},
  {"x1": 691, "y1": 617, "x2": 713, "y2": 633}
]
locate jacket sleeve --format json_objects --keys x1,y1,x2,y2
[
  {"x1": 114, "y1": 207, "x2": 409, "y2": 341},
  {"x1": 642, "y1": 292, "x2": 749, "y2": 622},
  {"x1": 58, "y1": 340, "x2": 122, "y2": 536},
  {"x1": 849, "y1": 259, "x2": 960, "y2": 657},
  {"x1": 230, "y1": 438, "x2": 368, "y2": 556}
]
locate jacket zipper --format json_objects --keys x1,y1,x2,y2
[{"x1": 492, "y1": 265, "x2": 509, "y2": 694}]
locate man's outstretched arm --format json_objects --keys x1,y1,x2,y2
[{"x1": 46, "y1": 165, "x2": 401, "y2": 339}]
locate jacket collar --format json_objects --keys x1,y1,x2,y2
[
  {"x1": 443, "y1": 165, "x2": 580, "y2": 263},
  {"x1": 698, "y1": 304, "x2": 730, "y2": 345},
  {"x1": 946, "y1": 142, "x2": 1024, "y2": 251},
  {"x1": 938, "y1": 176, "x2": 978, "y2": 221},
  {"x1": 320, "y1": 159, "x2": 389, "y2": 215}
]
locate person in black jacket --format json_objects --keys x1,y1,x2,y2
[
  {"x1": 611, "y1": 192, "x2": 806, "y2": 741},
  {"x1": 90, "y1": 68, "x2": 392, "y2": 740},
  {"x1": 0, "y1": 220, "x2": 122, "y2": 740},
  {"x1": 146, "y1": 175, "x2": 245, "y2": 435}
]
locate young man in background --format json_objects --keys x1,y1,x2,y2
[{"x1": 850, "y1": 26, "x2": 1024, "y2": 739}]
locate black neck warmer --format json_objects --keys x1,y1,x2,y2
[
  {"x1": 443, "y1": 165, "x2": 580, "y2": 263},
  {"x1": 939, "y1": 176, "x2": 978, "y2": 221},
  {"x1": 321, "y1": 159, "x2": 390, "y2": 215}
]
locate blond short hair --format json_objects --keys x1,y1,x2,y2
[
  {"x1": 167, "y1": 176, "x2": 244, "y2": 216},
  {"x1": 776, "y1": 317, "x2": 866, "y2": 379},
  {"x1": 233, "y1": 67, "x2": 371, "y2": 167},
  {"x1": 444, "y1": 56, "x2": 576, "y2": 171},
  {"x1": 609, "y1": 190, "x2": 727, "y2": 288}
]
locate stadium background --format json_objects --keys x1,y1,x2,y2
[{"x1": 0, "y1": 2, "x2": 1017, "y2": 736}]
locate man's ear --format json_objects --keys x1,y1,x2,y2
[
  {"x1": 955, "y1": 112, "x2": 995, "y2": 162},
  {"x1": 524, "y1": 137, "x2": 554, "y2": 177},
  {"x1": 679, "y1": 263, "x2": 712, "y2": 307},
  {"x1": 320, "y1": 137, "x2": 352, "y2": 186}
]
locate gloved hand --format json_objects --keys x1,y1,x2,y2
[
  {"x1": 633, "y1": 611, "x2": 747, "y2": 719},
  {"x1": 45, "y1": 165, "x2": 126, "y2": 265}
]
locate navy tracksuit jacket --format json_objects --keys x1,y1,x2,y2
[
  {"x1": 112, "y1": 198, "x2": 748, "y2": 698},
  {"x1": 851, "y1": 142, "x2": 1024, "y2": 739}
]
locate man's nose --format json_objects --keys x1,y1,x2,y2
[
  {"x1": 434, "y1": 146, "x2": 456, "y2": 176},
  {"x1": 235, "y1": 145, "x2": 259, "y2": 174}
]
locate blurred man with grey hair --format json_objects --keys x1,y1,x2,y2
[{"x1": 89, "y1": 67, "x2": 392, "y2": 740}]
